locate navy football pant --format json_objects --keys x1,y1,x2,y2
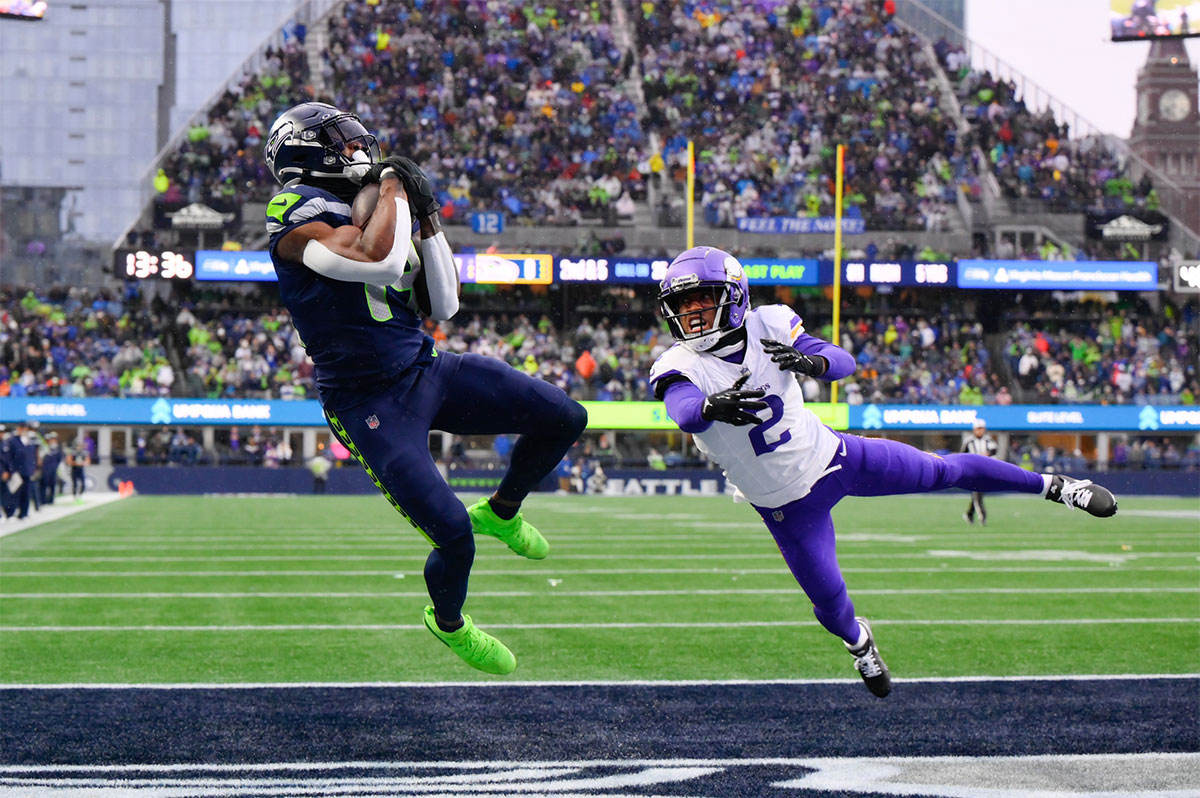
[
  {"x1": 325, "y1": 351, "x2": 586, "y2": 622},
  {"x1": 755, "y1": 432, "x2": 1045, "y2": 644}
]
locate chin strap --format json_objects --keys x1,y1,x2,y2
[{"x1": 702, "y1": 325, "x2": 748, "y2": 354}]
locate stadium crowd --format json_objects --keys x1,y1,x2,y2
[
  {"x1": 1004, "y1": 302, "x2": 1199, "y2": 405},
  {"x1": 0, "y1": 287, "x2": 178, "y2": 399},
  {"x1": 5, "y1": 284, "x2": 1195, "y2": 409},
  {"x1": 1007, "y1": 435, "x2": 1200, "y2": 473},
  {"x1": 638, "y1": 0, "x2": 960, "y2": 232},
  {"x1": 321, "y1": 0, "x2": 647, "y2": 226},
  {"x1": 935, "y1": 40, "x2": 1151, "y2": 213},
  {"x1": 136, "y1": 0, "x2": 1160, "y2": 246},
  {"x1": 155, "y1": 43, "x2": 312, "y2": 213}
]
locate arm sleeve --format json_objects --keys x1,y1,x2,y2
[
  {"x1": 300, "y1": 197, "x2": 413, "y2": 286},
  {"x1": 662, "y1": 379, "x2": 713, "y2": 434},
  {"x1": 418, "y1": 231, "x2": 460, "y2": 321},
  {"x1": 794, "y1": 333, "x2": 857, "y2": 381}
]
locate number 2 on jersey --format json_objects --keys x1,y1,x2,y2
[{"x1": 748, "y1": 394, "x2": 791, "y2": 456}]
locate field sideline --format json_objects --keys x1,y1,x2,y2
[{"x1": 1, "y1": 492, "x2": 1196, "y2": 685}]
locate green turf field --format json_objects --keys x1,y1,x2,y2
[{"x1": 1, "y1": 494, "x2": 1197, "y2": 684}]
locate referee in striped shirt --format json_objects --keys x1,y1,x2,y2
[{"x1": 961, "y1": 418, "x2": 998, "y2": 525}]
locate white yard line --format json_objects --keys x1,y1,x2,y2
[
  {"x1": 1, "y1": 565, "x2": 1196, "y2": 577},
  {"x1": 0, "y1": 673, "x2": 1196, "y2": 691},
  {"x1": 4, "y1": 550, "x2": 1196, "y2": 563},
  {"x1": 0, "y1": 617, "x2": 1194, "y2": 632},
  {"x1": 0, "y1": 493, "x2": 126, "y2": 540},
  {"x1": 1, "y1": 587, "x2": 1196, "y2": 599}
]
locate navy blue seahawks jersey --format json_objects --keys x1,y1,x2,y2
[{"x1": 266, "y1": 183, "x2": 432, "y2": 410}]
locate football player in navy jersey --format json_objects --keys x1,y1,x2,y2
[{"x1": 264, "y1": 102, "x2": 587, "y2": 674}]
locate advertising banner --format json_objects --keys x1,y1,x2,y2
[
  {"x1": 850, "y1": 403, "x2": 1200, "y2": 431},
  {"x1": 556, "y1": 257, "x2": 819, "y2": 286},
  {"x1": 956, "y1": 260, "x2": 1158, "y2": 290},
  {"x1": 460, "y1": 252, "x2": 553, "y2": 285},
  {"x1": 195, "y1": 250, "x2": 553, "y2": 285},
  {"x1": 736, "y1": 217, "x2": 865, "y2": 235},
  {"x1": 1, "y1": 397, "x2": 323, "y2": 426},
  {"x1": 1, "y1": 398, "x2": 852, "y2": 431},
  {"x1": 579, "y1": 401, "x2": 847, "y2": 430},
  {"x1": 742, "y1": 258, "x2": 820, "y2": 285},
  {"x1": 196, "y1": 250, "x2": 277, "y2": 281}
]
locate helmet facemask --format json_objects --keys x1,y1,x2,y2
[
  {"x1": 266, "y1": 105, "x2": 381, "y2": 202},
  {"x1": 308, "y1": 116, "x2": 380, "y2": 181},
  {"x1": 659, "y1": 280, "x2": 744, "y2": 352}
]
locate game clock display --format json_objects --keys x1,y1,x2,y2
[{"x1": 113, "y1": 249, "x2": 196, "y2": 280}]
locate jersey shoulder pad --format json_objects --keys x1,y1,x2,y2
[
  {"x1": 265, "y1": 184, "x2": 351, "y2": 237},
  {"x1": 752, "y1": 304, "x2": 805, "y2": 342},
  {"x1": 649, "y1": 344, "x2": 698, "y2": 390}
]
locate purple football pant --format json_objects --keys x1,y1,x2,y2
[{"x1": 754, "y1": 431, "x2": 1045, "y2": 644}]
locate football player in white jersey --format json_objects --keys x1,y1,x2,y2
[{"x1": 648, "y1": 246, "x2": 1119, "y2": 697}]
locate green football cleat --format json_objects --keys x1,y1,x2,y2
[
  {"x1": 422, "y1": 606, "x2": 516, "y2": 675},
  {"x1": 467, "y1": 498, "x2": 549, "y2": 559}
]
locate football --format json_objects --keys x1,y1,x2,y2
[{"x1": 351, "y1": 182, "x2": 380, "y2": 227}]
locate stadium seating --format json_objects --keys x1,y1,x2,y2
[
  {"x1": 637, "y1": 0, "x2": 959, "y2": 231},
  {"x1": 156, "y1": 44, "x2": 313, "y2": 213},
  {"x1": 322, "y1": 0, "x2": 646, "y2": 226},
  {"x1": 1003, "y1": 303, "x2": 1198, "y2": 405},
  {"x1": 136, "y1": 0, "x2": 1169, "y2": 248},
  {"x1": 9, "y1": 283, "x2": 1193, "y2": 410},
  {"x1": 935, "y1": 40, "x2": 1153, "y2": 215},
  {"x1": 0, "y1": 286, "x2": 177, "y2": 399},
  {"x1": 141, "y1": 0, "x2": 972, "y2": 239}
]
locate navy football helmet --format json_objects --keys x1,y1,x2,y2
[{"x1": 264, "y1": 102, "x2": 381, "y2": 190}]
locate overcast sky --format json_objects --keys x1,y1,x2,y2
[{"x1": 965, "y1": 0, "x2": 1200, "y2": 138}]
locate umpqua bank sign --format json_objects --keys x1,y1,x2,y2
[
  {"x1": 852, "y1": 404, "x2": 1200, "y2": 431},
  {"x1": 152, "y1": 398, "x2": 274, "y2": 423},
  {"x1": 0, "y1": 397, "x2": 326, "y2": 426}
]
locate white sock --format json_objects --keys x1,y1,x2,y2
[
  {"x1": 849, "y1": 623, "x2": 868, "y2": 650},
  {"x1": 1040, "y1": 474, "x2": 1053, "y2": 498}
]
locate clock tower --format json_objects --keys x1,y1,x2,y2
[{"x1": 1128, "y1": 39, "x2": 1200, "y2": 232}]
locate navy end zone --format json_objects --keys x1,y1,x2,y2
[{"x1": 1, "y1": 677, "x2": 1196, "y2": 796}]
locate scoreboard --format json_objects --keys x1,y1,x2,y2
[
  {"x1": 113, "y1": 249, "x2": 195, "y2": 280},
  {"x1": 842, "y1": 260, "x2": 953, "y2": 286}
]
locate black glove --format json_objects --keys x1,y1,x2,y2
[
  {"x1": 701, "y1": 374, "x2": 767, "y2": 426},
  {"x1": 760, "y1": 338, "x2": 827, "y2": 377},
  {"x1": 384, "y1": 155, "x2": 442, "y2": 218}
]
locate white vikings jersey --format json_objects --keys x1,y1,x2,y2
[{"x1": 650, "y1": 305, "x2": 841, "y2": 508}]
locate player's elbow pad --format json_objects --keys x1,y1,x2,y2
[
  {"x1": 301, "y1": 198, "x2": 412, "y2": 286},
  {"x1": 420, "y1": 232, "x2": 460, "y2": 320}
]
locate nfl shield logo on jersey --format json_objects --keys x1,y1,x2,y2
[{"x1": 365, "y1": 414, "x2": 380, "y2": 430}]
